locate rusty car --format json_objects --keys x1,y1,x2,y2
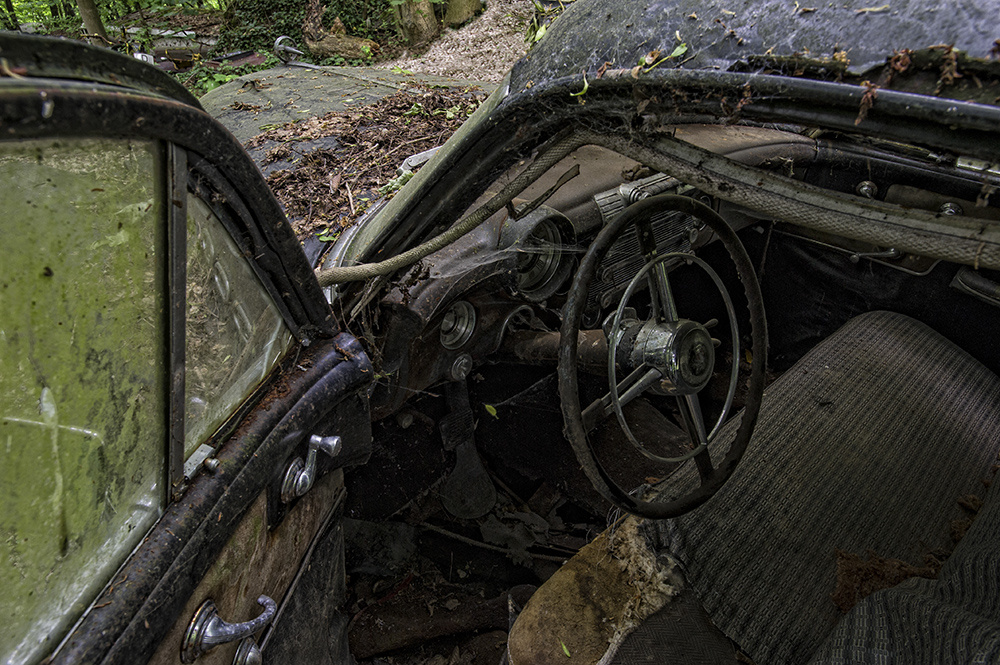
[{"x1": 3, "y1": 0, "x2": 1000, "y2": 662}]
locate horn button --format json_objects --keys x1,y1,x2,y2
[{"x1": 620, "y1": 319, "x2": 715, "y2": 395}]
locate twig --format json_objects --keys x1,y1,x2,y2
[
  {"x1": 0, "y1": 58, "x2": 25, "y2": 79},
  {"x1": 417, "y1": 522, "x2": 567, "y2": 562},
  {"x1": 486, "y1": 470, "x2": 532, "y2": 513},
  {"x1": 382, "y1": 135, "x2": 437, "y2": 160},
  {"x1": 856, "y1": 4, "x2": 890, "y2": 13},
  {"x1": 346, "y1": 182, "x2": 356, "y2": 216}
]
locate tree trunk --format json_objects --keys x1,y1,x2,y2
[
  {"x1": 444, "y1": 0, "x2": 479, "y2": 28},
  {"x1": 2, "y1": 0, "x2": 19, "y2": 30},
  {"x1": 393, "y1": 0, "x2": 438, "y2": 48},
  {"x1": 76, "y1": 0, "x2": 109, "y2": 44}
]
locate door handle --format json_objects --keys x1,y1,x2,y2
[{"x1": 181, "y1": 595, "x2": 276, "y2": 663}]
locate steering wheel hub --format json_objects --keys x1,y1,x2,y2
[{"x1": 621, "y1": 319, "x2": 715, "y2": 395}]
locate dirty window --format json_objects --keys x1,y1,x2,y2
[
  {"x1": 0, "y1": 138, "x2": 166, "y2": 664},
  {"x1": 184, "y1": 195, "x2": 292, "y2": 454}
]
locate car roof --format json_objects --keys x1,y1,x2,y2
[{"x1": 511, "y1": 0, "x2": 1000, "y2": 88}]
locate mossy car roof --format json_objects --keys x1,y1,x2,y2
[{"x1": 511, "y1": 0, "x2": 1000, "y2": 87}]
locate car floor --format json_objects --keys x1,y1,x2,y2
[{"x1": 340, "y1": 352, "x2": 752, "y2": 664}]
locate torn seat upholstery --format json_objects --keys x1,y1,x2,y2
[{"x1": 508, "y1": 311, "x2": 1000, "y2": 664}]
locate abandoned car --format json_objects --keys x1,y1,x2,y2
[{"x1": 3, "y1": 0, "x2": 1000, "y2": 662}]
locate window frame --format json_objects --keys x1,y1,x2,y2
[{"x1": 0, "y1": 69, "x2": 340, "y2": 664}]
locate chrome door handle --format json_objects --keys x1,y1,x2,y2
[{"x1": 181, "y1": 595, "x2": 276, "y2": 663}]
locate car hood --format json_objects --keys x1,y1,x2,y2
[{"x1": 511, "y1": 0, "x2": 1000, "y2": 87}]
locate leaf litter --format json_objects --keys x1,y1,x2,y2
[{"x1": 248, "y1": 85, "x2": 486, "y2": 241}]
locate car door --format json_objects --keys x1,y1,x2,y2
[{"x1": 0, "y1": 34, "x2": 370, "y2": 665}]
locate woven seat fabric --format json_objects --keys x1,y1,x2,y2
[
  {"x1": 807, "y1": 477, "x2": 1000, "y2": 664},
  {"x1": 641, "y1": 311, "x2": 1000, "y2": 665}
]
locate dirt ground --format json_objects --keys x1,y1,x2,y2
[
  {"x1": 249, "y1": 85, "x2": 486, "y2": 238},
  {"x1": 201, "y1": 0, "x2": 538, "y2": 244},
  {"x1": 379, "y1": 0, "x2": 535, "y2": 84}
]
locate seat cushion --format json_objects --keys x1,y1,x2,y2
[
  {"x1": 643, "y1": 310, "x2": 1000, "y2": 664},
  {"x1": 807, "y1": 475, "x2": 1000, "y2": 664}
]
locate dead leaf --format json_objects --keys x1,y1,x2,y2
[{"x1": 855, "y1": 80, "x2": 878, "y2": 126}]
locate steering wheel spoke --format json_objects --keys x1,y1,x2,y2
[
  {"x1": 636, "y1": 218, "x2": 681, "y2": 324},
  {"x1": 581, "y1": 365, "x2": 662, "y2": 432},
  {"x1": 648, "y1": 259, "x2": 680, "y2": 323},
  {"x1": 676, "y1": 394, "x2": 716, "y2": 483}
]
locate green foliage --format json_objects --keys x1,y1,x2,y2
[
  {"x1": 214, "y1": 0, "x2": 306, "y2": 54},
  {"x1": 12, "y1": 0, "x2": 79, "y2": 32},
  {"x1": 12, "y1": 0, "x2": 222, "y2": 39},
  {"x1": 169, "y1": 53, "x2": 279, "y2": 98},
  {"x1": 315, "y1": 53, "x2": 370, "y2": 67},
  {"x1": 525, "y1": 0, "x2": 574, "y2": 46},
  {"x1": 321, "y1": 0, "x2": 391, "y2": 41},
  {"x1": 215, "y1": 0, "x2": 395, "y2": 57},
  {"x1": 377, "y1": 170, "x2": 412, "y2": 195}
]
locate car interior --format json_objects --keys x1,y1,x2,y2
[{"x1": 332, "y1": 122, "x2": 1000, "y2": 663}]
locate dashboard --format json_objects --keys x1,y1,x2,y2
[{"x1": 354, "y1": 125, "x2": 1000, "y2": 420}]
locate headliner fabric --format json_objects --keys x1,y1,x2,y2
[{"x1": 642, "y1": 310, "x2": 1000, "y2": 664}]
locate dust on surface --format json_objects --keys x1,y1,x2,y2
[
  {"x1": 379, "y1": 0, "x2": 535, "y2": 84},
  {"x1": 832, "y1": 464, "x2": 998, "y2": 613},
  {"x1": 830, "y1": 549, "x2": 940, "y2": 613},
  {"x1": 249, "y1": 86, "x2": 485, "y2": 239}
]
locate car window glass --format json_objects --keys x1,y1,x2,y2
[
  {"x1": 184, "y1": 195, "x2": 293, "y2": 454},
  {"x1": 0, "y1": 138, "x2": 166, "y2": 664}
]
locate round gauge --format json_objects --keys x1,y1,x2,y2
[
  {"x1": 514, "y1": 211, "x2": 575, "y2": 302},
  {"x1": 440, "y1": 300, "x2": 476, "y2": 349}
]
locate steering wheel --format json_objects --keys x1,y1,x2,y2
[{"x1": 558, "y1": 194, "x2": 767, "y2": 519}]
